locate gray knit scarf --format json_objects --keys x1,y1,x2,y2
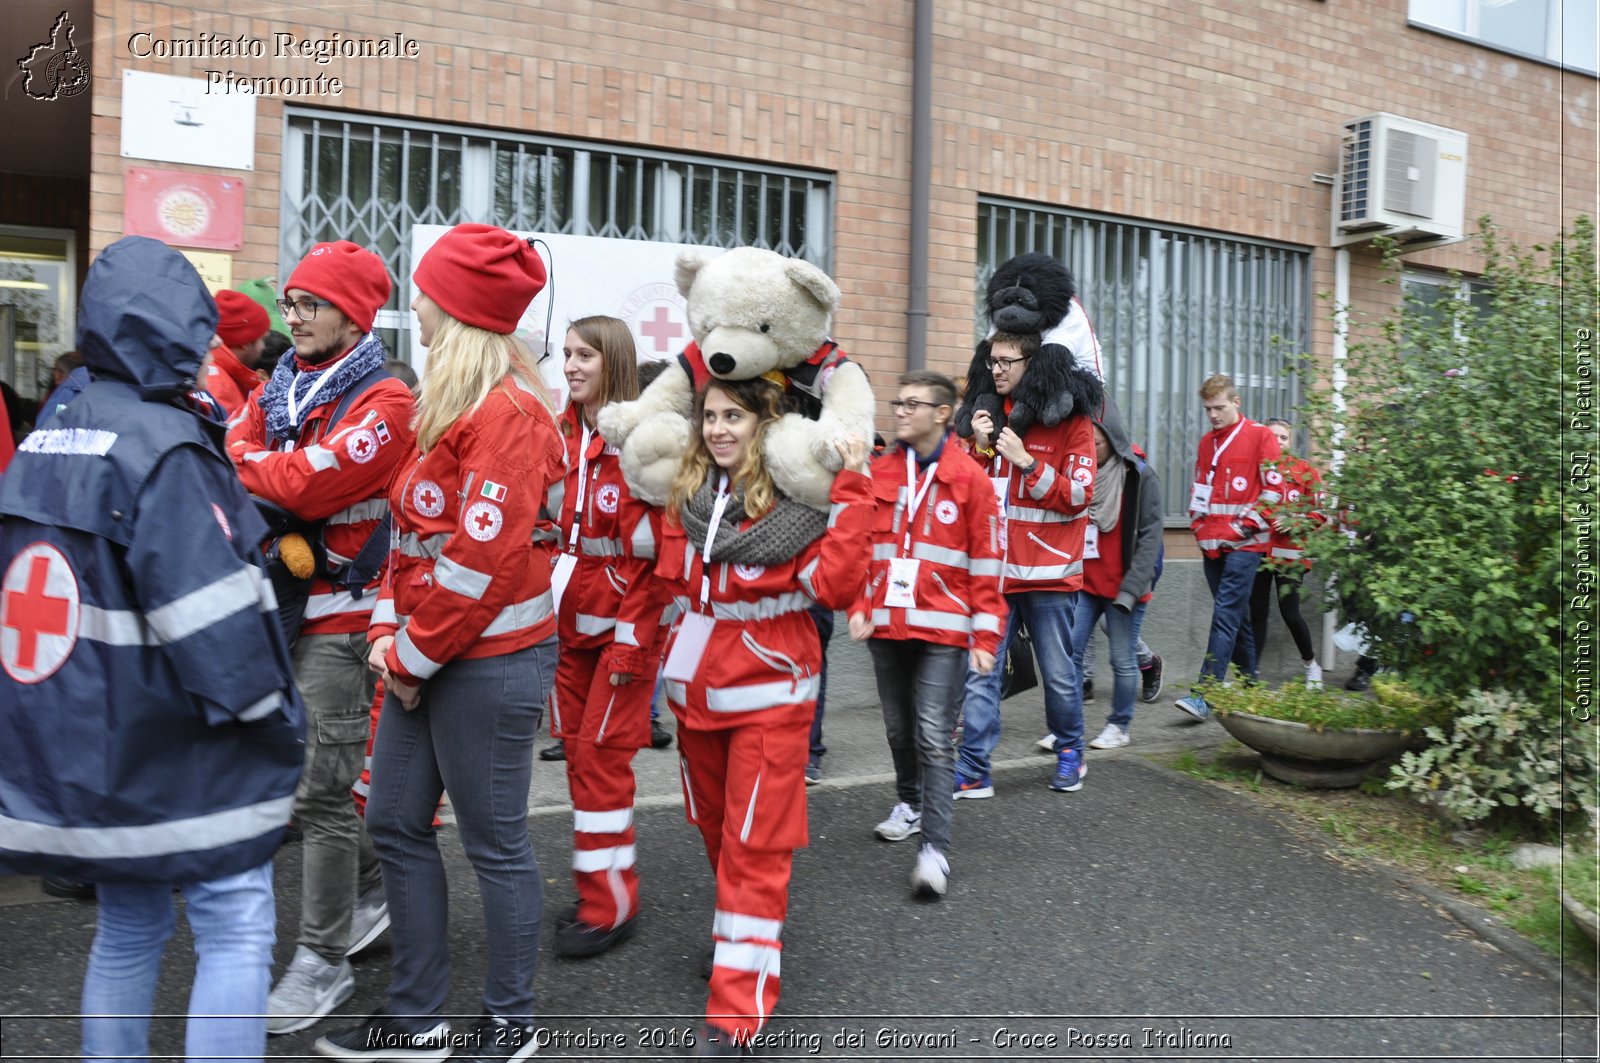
[
  {"x1": 1088, "y1": 456, "x2": 1127, "y2": 533},
  {"x1": 679, "y1": 473, "x2": 829, "y2": 565}
]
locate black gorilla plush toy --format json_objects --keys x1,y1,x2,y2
[{"x1": 955, "y1": 252, "x2": 1103, "y2": 440}]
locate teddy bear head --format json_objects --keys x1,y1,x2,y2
[
  {"x1": 985, "y1": 251, "x2": 1076, "y2": 335},
  {"x1": 676, "y1": 246, "x2": 839, "y2": 379}
]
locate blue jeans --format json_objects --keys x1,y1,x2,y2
[
  {"x1": 367, "y1": 638, "x2": 556, "y2": 1027},
  {"x1": 958, "y1": 589, "x2": 1083, "y2": 779},
  {"x1": 1201, "y1": 551, "x2": 1262, "y2": 684},
  {"x1": 82, "y1": 861, "x2": 276, "y2": 1062},
  {"x1": 1071, "y1": 594, "x2": 1147, "y2": 730}
]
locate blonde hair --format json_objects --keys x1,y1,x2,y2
[
  {"x1": 414, "y1": 314, "x2": 553, "y2": 451},
  {"x1": 667, "y1": 377, "x2": 784, "y2": 523}
]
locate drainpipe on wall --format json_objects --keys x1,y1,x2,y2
[
  {"x1": 905, "y1": 0, "x2": 932, "y2": 369},
  {"x1": 1322, "y1": 246, "x2": 1351, "y2": 668}
]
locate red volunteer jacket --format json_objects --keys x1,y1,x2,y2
[
  {"x1": 227, "y1": 351, "x2": 416, "y2": 635},
  {"x1": 553, "y1": 406, "x2": 671, "y2": 664},
  {"x1": 206, "y1": 346, "x2": 261, "y2": 421},
  {"x1": 658, "y1": 470, "x2": 872, "y2": 732},
  {"x1": 858, "y1": 437, "x2": 1008, "y2": 656},
  {"x1": 369, "y1": 376, "x2": 566, "y2": 683},
  {"x1": 984, "y1": 405, "x2": 1097, "y2": 593},
  {"x1": 1188, "y1": 417, "x2": 1282, "y2": 558},
  {"x1": 1263, "y1": 455, "x2": 1326, "y2": 568}
]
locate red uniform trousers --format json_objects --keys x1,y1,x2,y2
[
  {"x1": 552, "y1": 642, "x2": 660, "y2": 929},
  {"x1": 674, "y1": 709, "x2": 811, "y2": 1041}
]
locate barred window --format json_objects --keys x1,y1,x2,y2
[
  {"x1": 978, "y1": 198, "x2": 1313, "y2": 521},
  {"x1": 281, "y1": 110, "x2": 832, "y2": 356}
]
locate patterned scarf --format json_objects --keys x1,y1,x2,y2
[
  {"x1": 679, "y1": 473, "x2": 829, "y2": 566},
  {"x1": 261, "y1": 332, "x2": 388, "y2": 443}
]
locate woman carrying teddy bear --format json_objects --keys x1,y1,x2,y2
[{"x1": 657, "y1": 375, "x2": 870, "y2": 1056}]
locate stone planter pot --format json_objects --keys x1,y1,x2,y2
[
  {"x1": 1215, "y1": 710, "x2": 1413, "y2": 789},
  {"x1": 1562, "y1": 892, "x2": 1600, "y2": 949}
]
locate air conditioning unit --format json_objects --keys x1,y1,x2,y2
[{"x1": 1333, "y1": 112, "x2": 1467, "y2": 250}]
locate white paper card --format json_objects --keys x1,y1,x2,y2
[
  {"x1": 991, "y1": 477, "x2": 1010, "y2": 510},
  {"x1": 551, "y1": 553, "x2": 578, "y2": 616},
  {"x1": 663, "y1": 613, "x2": 716, "y2": 683},
  {"x1": 1189, "y1": 481, "x2": 1213, "y2": 515},
  {"x1": 1083, "y1": 523, "x2": 1100, "y2": 559},
  {"x1": 885, "y1": 557, "x2": 920, "y2": 608}
]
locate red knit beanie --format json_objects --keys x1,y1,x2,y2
[
  {"x1": 285, "y1": 241, "x2": 392, "y2": 333},
  {"x1": 413, "y1": 224, "x2": 547, "y2": 334},
  {"x1": 214, "y1": 289, "x2": 269, "y2": 348}
]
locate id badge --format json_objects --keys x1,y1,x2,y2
[
  {"x1": 663, "y1": 613, "x2": 716, "y2": 683},
  {"x1": 551, "y1": 553, "x2": 578, "y2": 616},
  {"x1": 1189, "y1": 481, "x2": 1213, "y2": 515},
  {"x1": 1083, "y1": 523, "x2": 1100, "y2": 560},
  {"x1": 991, "y1": 476, "x2": 1010, "y2": 510},
  {"x1": 885, "y1": 557, "x2": 920, "y2": 608}
]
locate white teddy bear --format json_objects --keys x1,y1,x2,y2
[{"x1": 597, "y1": 246, "x2": 875, "y2": 511}]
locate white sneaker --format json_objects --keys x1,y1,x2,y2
[
  {"x1": 267, "y1": 945, "x2": 354, "y2": 1035},
  {"x1": 1035, "y1": 734, "x2": 1056, "y2": 752},
  {"x1": 910, "y1": 844, "x2": 949, "y2": 898},
  {"x1": 1088, "y1": 724, "x2": 1130, "y2": 750},
  {"x1": 874, "y1": 802, "x2": 922, "y2": 842},
  {"x1": 1305, "y1": 659, "x2": 1324, "y2": 690},
  {"x1": 346, "y1": 884, "x2": 390, "y2": 958}
]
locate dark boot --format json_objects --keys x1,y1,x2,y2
[{"x1": 1344, "y1": 655, "x2": 1379, "y2": 691}]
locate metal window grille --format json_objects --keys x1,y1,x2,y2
[
  {"x1": 282, "y1": 110, "x2": 832, "y2": 354},
  {"x1": 978, "y1": 198, "x2": 1313, "y2": 520}
]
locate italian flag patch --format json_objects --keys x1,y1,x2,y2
[{"x1": 481, "y1": 480, "x2": 508, "y2": 502}]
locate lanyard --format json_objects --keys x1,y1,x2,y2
[
  {"x1": 902, "y1": 447, "x2": 938, "y2": 554},
  {"x1": 697, "y1": 474, "x2": 732, "y2": 613},
  {"x1": 566, "y1": 424, "x2": 593, "y2": 551},
  {"x1": 285, "y1": 365, "x2": 339, "y2": 434},
  {"x1": 1204, "y1": 419, "x2": 1248, "y2": 485}
]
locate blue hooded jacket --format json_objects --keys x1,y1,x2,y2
[{"x1": 0, "y1": 236, "x2": 305, "y2": 884}]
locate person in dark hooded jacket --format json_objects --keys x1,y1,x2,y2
[
  {"x1": 1070, "y1": 397, "x2": 1163, "y2": 749},
  {"x1": 0, "y1": 236, "x2": 304, "y2": 1062}
]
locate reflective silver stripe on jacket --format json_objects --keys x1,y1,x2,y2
[
  {"x1": 913, "y1": 542, "x2": 970, "y2": 569},
  {"x1": 395, "y1": 627, "x2": 444, "y2": 679},
  {"x1": 370, "y1": 598, "x2": 398, "y2": 626},
  {"x1": 480, "y1": 590, "x2": 556, "y2": 637},
  {"x1": 630, "y1": 520, "x2": 656, "y2": 560},
  {"x1": 973, "y1": 612, "x2": 1002, "y2": 634},
  {"x1": 713, "y1": 940, "x2": 781, "y2": 976},
  {"x1": 797, "y1": 558, "x2": 820, "y2": 600},
  {"x1": 304, "y1": 590, "x2": 375, "y2": 620},
  {"x1": 1208, "y1": 502, "x2": 1253, "y2": 516},
  {"x1": 303, "y1": 444, "x2": 340, "y2": 472},
  {"x1": 76, "y1": 605, "x2": 156, "y2": 646},
  {"x1": 0, "y1": 794, "x2": 294, "y2": 859},
  {"x1": 580, "y1": 535, "x2": 626, "y2": 558},
  {"x1": 574, "y1": 613, "x2": 617, "y2": 636},
  {"x1": 327, "y1": 498, "x2": 388, "y2": 525},
  {"x1": 869, "y1": 607, "x2": 973, "y2": 633},
  {"x1": 671, "y1": 591, "x2": 812, "y2": 623},
  {"x1": 614, "y1": 620, "x2": 639, "y2": 646},
  {"x1": 398, "y1": 532, "x2": 449, "y2": 559},
  {"x1": 433, "y1": 556, "x2": 493, "y2": 601},
  {"x1": 1027, "y1": 462, "x2": 1056, "y2": 501},
  {"x1": 238, "y1": 692, "x2": 284, "y2": 722},
  {"x1": 147, "y1": 567, "x2": 267, "y2": 645},
  {"x1": 1003, "y1": 560, "x2": 1082, "y2": 582},
  {"x1": 826, "y1": 501, "x2": 847, "y2": 529},
  {"x1": 663, "y1": 674, "x2": 822, "y2": 713},
  {"x1": 1006, "y1": 504, "x2": 1078, "y2": 525},
  {"x1": 969, "y1": 557, "x2": 1003, "y2": 577}
]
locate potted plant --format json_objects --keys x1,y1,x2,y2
[{"x1": 1205, "y1": 675, "x2": 1437, "y2": 789}]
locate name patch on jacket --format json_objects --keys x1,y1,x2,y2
[{"x1": 19, "y1": 428, "x2": 118, "y2": 456}]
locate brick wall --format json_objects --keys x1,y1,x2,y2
[{"x1": 90, "y1": 0, "x2": 1593, "y2": 389}]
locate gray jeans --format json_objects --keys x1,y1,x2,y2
[
  {"x1": 291, "y1": 631, "x2": 381, "y2": 962},
  {"x1": 366, "y1": 638, "x2": 556, "y2": 1026},
  {"x1": 867, "y1": 639, "x2": 967, "y2": 853}
]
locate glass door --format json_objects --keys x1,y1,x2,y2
[{"x1": 0, "y1": 227, "x2": 76, "y2": 415}]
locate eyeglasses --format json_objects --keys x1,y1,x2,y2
[
  {"x1": 889, "y1": 398, "x2": 950, "y2": 413},
  {"x1": 986, "y1": 354, "x2": 1030, "y2": 371},
  {"x1": 276, "y1": 297, "x2": 335, "y2": 321}
]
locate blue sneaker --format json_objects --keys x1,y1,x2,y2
[
  {"x1": 1049, "y1": 748, "x2": 1084, "y2": 792},
  {"x1": 1175, "y1": 693, "x2": 1211, "y2": 721},
  {"x1": 953, "y1": 771, "x2": 994, "y2": 800}
]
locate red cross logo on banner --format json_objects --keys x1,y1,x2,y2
[
  {"x1": 1, "y1": 543, "x2": 81, "y2": 684},
  {"x1": 639, "y1": 306, "x2": 684, "y2": 354}
]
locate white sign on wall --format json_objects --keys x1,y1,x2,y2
[
  {"x1": 409, "y1": 227, "x2": 723, "y2": 408},
  {"x1": 120, "y1": 71, "x2": 256, "y2": 171}
]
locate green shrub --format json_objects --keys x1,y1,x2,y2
[
  {"x1": 1387, "y1": 688, "x2": 1596, "y2": 826},
  {"x1": 1307, "y1": 217, "x2": 1591, "y2": 703},
  {"x1": 1202, "y1": 674, "x2": 1437, "y2": 732}
]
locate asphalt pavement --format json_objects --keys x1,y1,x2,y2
[{"x1": 2, "y1": 598, "x2": 1596, "y2": 1061}]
